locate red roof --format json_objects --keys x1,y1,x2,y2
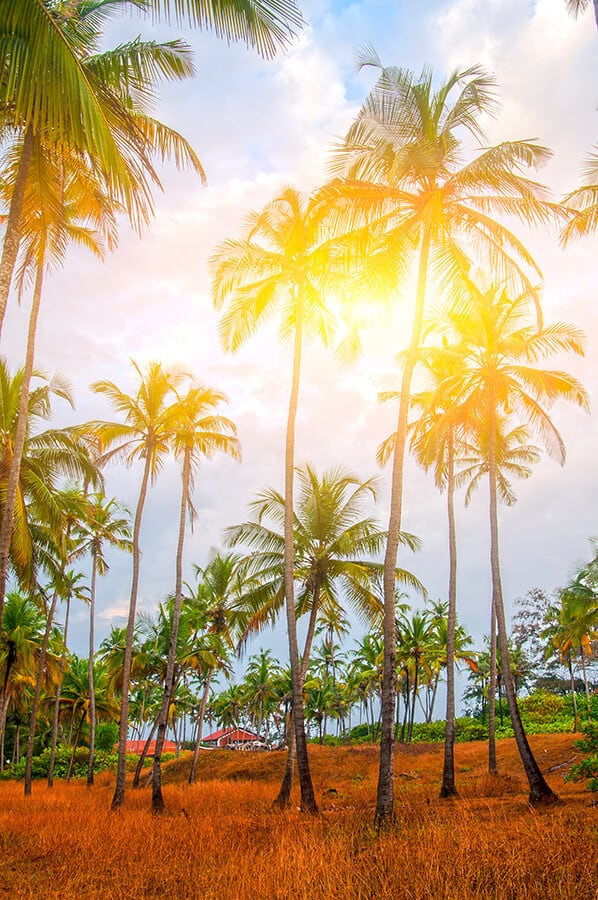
[
  {"x1": 202, "y1": 727, "x2": 258, "y2": 744},
  {"x1": 126, "y1": 739, "x2": 177, "y2": 756}
]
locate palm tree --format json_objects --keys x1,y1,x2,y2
[
  {"x1": 433, "y1": 282, "x2": 588, "y2": 802},
  {"x1": 0, "y1": 0, "x2": 302, "y2": 327},
  {"x1": 242, "y1": 649, "x2": 283, "y2": 739},
  {"x1": 88, "y1": 359, "x2": 184, "y2": 809},
  {"x1": 331, "y1": 55, "x2": 568, "y2": 824},
  {"x1": 212, "y1": 188, "x2": 364, "y2": 813},
  {"x1": 561, "y1": 150, "x2": 598, "y2": 245},
  {"x1": 0, "y1": 138, "x2": 118, "y2": 626},
  {"x1": 151, "y1": 382, "x2": 239, "y2": 812},
  {"x1": 330, "y1": 55, "x2": 562, "y2": 826},
  {"x1": 76, "y1": 494, "x2": 132, "y2": 786},
  {"x1": 0, "y1": 590, "x2": 44, "y2": 768},
  {"x1": 186, "y1": 551, "x2": 242, "y2": 785},
  {"x1": 226, "y1": 463, "x2": 422, "y2": 806},
  {"x1": 47, "y1": 566, "x2": 89, "y2": 788},
  {"x1": 564, "y1": 0, "x2": 598, "y2": 29},
  {"x1": 0, "y1": 361, "x2": 100, "y2": 620}
]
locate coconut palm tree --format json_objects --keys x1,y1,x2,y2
[
  {"x1": 0, "y1": 361, "x2": 100, "y2": 621},
  {"x1": 561, "y1": 150, "x2": 598, "y2": 245},
  {"x1": 186, "y1": 551, "x2": 243, "y2": 785},
  {"x1": 151, "y1": 382, "x2": 239, "y2": 812},
  {"x1": 212, "y1": 188, "x2": 366, "y2": 813},
  {"x1": 89, "y1": 359, "x2": 185, "y2": 809},
  {"x1": 432, "y1": 282, "x2": 588, "y2": 802},
  {"x1": 0, "y1": 0, "x2": 302, "y2": 327},
  {"x1": 0, "y1": 590, "x2": 44, "y2": 767},
  {"x1": 329, "y1": 54, "x2": 565, "y2": 825},
  {"x1": 0, "y1": 138, "x2": 118, "y2": 626},
  {"x1": 226, "y1": 463, "x2": 422, "y2": 806},
  {"x1": 76, "y1": 494, "x2": 132, "y2": 786},
  {"x1": 564, "y1": 0, "x2": 598, "y2": 29}
]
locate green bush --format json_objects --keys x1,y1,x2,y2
[
  {"x1": 8, "y1": 746, "x2": 117, "y2": 781},
  {"x1": 566, "y1": 722, "x2": 598, "y2": 792},
  {"x1": 96, "y1": 721, "x2": 119, "y2": 752}
]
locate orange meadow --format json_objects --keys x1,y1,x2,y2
[{"x1": 1, "y1": 734, "x2": 596, "y2": 899}]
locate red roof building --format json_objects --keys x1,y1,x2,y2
[{"x1": 202, "y1": 727, "x2": 259, "y2": 747}]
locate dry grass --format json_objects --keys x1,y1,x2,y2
[{"x1": 1, "y1": 734, "x2": 596, "y2": 899}]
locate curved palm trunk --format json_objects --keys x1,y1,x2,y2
[
  {"x1": 111, "y1": 456, "x2": 152, "y2": 810},
  {"x1": 0, "y1": 254, "x2": 44, "y2": 627},
  {"x1": 48, "y1": 595, "x2": 71, "y2": 788},
  {"x1": 487, "y1": 406, "x2": 556, "y2": 804},
  {"x1": 376, "y1": 225, "x2": 431, "y2": 827},
  {"x1": 86, "y1": 553, "x2": 98, "y2": 787},
  {"x1": 188, "y1": 667, "x2": 214, "y2": 785},
  {"x1": 0, "y1": 125, "x2": 34, "y2": 336},
  {"x1": 282, "y1": 284, "x2": 317, "y2": 814},
  {"x1": 440, "y1": 437, "x2": 458, "y2": 797},
  {"x1": 488, "y1": 601, "x2": 498, "y2": 774},
  {"x1": 274, "y1": 583, "x2": 321, "y2": 808},
  {"x1": 152, "y1": 448, "x2": 190, "y2": 812}
]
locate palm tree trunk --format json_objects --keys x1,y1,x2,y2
[
  {"x1": 488, "y1": 600, "x2": 498, "y2": 774},
  {"x1": 66, "y1": 711, "x2": 86, "y2": 782},
  {"x1": 487, "y1": 409, "x2": 556, "y2": 804},
  {"x1": 579, "y1": 644, "x2": 592, "y2": 720},
  {"x1": 0, "y1": 125, "x2": 34, "y2": 336},
  {"x1": 86, "y1": 554, "x2": 97, "y2": 787},
  {"x1": 440, "y1": 438, "x2": 458, "y2": 797},
  {"x1": 152, "y1": 448, "x2": 190, "y2": 812},
  {"x1": 0, "y1": 254, "x2": 44, "y2": 627},
  {"x1": 283, "y1": 283, "x2": 317, "y2": 814},
  {"x1": 189, "y1": 667, "x2": 214, "y2": 785},
  {"x1": 376, "y1": 224, "x2": 431, "y2": 827},
  {"x1": 274, "y1": 584, "x2": 321, "y2": 808},
  {"x1": 48, "y1": 595, "x2": 71, "y2": 788},
  {"x1": 112, "y1": 455, "x2": 152, "y2": 810},
  {"x1": 567, "y1": 653, "x2": 579, "y2": 731},
  {"x1": 133, "y1": 717, "x2": 158, "y2": 788},
  {"x1": 24, "y1": 589, "x2": 59, "y2": 795}
]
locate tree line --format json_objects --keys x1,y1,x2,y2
[{"x1": 1, "y1": 1, "x2": 597, "y2": 827}]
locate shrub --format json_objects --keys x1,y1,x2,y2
[
  {"x1": 8, "y1": 747, "x2": 117, "y2": 781},
  {"x1": 565, "y1": 722, "x2": 598, "y2": 791}
]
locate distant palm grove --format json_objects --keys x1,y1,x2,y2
[{"x1": 1, "y1": 0, "x2": 597, "y2": 830}]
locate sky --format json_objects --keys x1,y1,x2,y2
[{"x1": 3, "y1": 0, "x2": 598, "y2": 684}]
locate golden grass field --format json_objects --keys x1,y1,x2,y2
[{"x1": 1, "y1": 733, "x2": 596, "y2": 899}]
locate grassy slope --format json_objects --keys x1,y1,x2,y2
[{"x1": 1, "y1": 733, "x2": 596, "y2": 899}]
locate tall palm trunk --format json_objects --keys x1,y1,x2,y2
[
  {"x1": 188, "y1": 667, "x2": 214, "y2": 785},
  {"x1": 152, "y1": 448, "x2": 190, "y2": 812},
  {"x1": 0, "y1": 254, "x2": 44, "y2": 626},
  {"x1": 0, "y1": 125, "x2": 34, "y2": 336},
  {"x1": 111, "y1": 455, "x2": 152, "y2": 810},
  {"x1": 487, "y1": 402, "x2": 556, "y2": 804},
  {"x1": 281, "y1": 283, "x2": 317, "y2": 814},
  {"x1": 0, "y1": 646, "x2": 16, "y2": 762},
  {"x1": 579, "y1": 644, "x2": 592, "y2": 720},
  {"x1": 274, "y1": 583, "x2": 321, "y2": 808},
  {"x1": 48, "y1": 594, "x2": 71, "y2": 788},
  {"x1": 86, "y1": 552, "x2": 98, "y2": 787},
  {"x1": 440, "y1": 436, "x2": 458, "y2": 797},
  {"x1": 132, "y1": 717, "x2": 158, "y2": 788},
  {"x1": 566, "y1": 652, "x2": 579, "y2": 731},
  {"x1": 488, "y1": 600, "x2": 498, "y2": 774},
  {"x1": 24, "y1": 588, "x2": 59, "y2": 795},
  {"x1": 376, "y1": 225, "x2": 431, "y2": 827}
]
